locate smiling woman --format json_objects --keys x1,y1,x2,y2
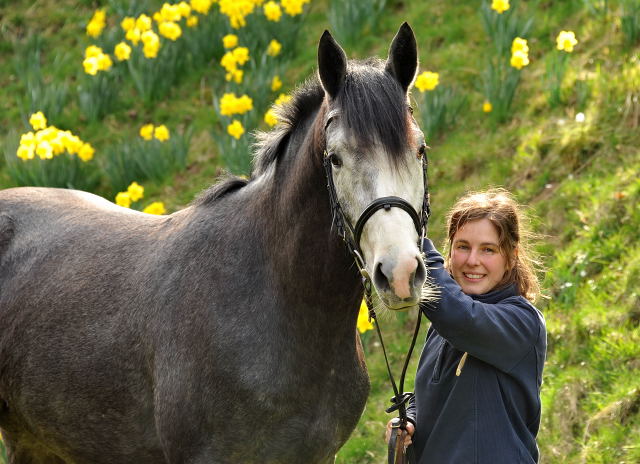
[{"x1": 386, "y1": 188, "x2": 547, "y2": 464}]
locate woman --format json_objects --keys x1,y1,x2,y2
[{"x1": 386, "y1": 188, "x2": 546, "y2": 463}]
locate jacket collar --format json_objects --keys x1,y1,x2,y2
[{"x1": 470, "y1": 282, "x2": 518, "y2": 304}]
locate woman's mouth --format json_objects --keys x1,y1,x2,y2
[{"x1": 463, "y1": 273, "x2": 485, "y2": 280}]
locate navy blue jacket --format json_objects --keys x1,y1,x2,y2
[{"x1": 407, "y1": 239, "x2": 546, "y2": 463}]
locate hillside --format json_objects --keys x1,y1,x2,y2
[{"x1": 1, "y1": 0, "x2": 639, "y2": 462}]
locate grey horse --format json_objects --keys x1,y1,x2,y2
[{"x1": 0, "y1": 23, "x2": 429, "y2": 463}]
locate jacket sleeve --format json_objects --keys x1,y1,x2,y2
[{"x1": 421, "y1": 239, "x2": 542, "y2": 373}]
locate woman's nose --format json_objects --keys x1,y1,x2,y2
[{"x1": 467, "y1": 249, "x2": 481, "y2": 266}]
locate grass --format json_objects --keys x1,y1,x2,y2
[{"x1": 1, "y1": 1, "x2": 639, "y2": 463}]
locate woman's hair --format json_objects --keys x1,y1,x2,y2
[{"x1": 444, "y1": 188, "x2": 542, "y2": 302}]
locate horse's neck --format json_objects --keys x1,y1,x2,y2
[{"x1": 257, "y1": 136, "x2": 362, "y2": 320}]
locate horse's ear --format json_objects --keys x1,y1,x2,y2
[
  {"x1": 318, "y1": 30, "x2": 347, "y2": 99},
  {"x1": 385, "y1": 22, "x2": 418, "y2": 93}
]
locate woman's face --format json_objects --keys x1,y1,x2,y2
[{"x1": 450, "y1": 218, "x2": 509, "y2": 295}]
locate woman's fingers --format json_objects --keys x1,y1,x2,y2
[{"x1": 385, "y1": 419, "x2": 416, "y2": 446}]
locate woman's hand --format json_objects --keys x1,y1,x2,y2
[{"x1": 385, "y1": 419, "x2": 415, "y2": 447}]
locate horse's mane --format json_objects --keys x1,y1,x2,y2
[{"x1": 194, "y1": 58, "x2": 411, "y2": 206}]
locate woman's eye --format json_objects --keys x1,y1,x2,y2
[{"x1": 330, "y1": 153, "x2": 343, "y2": 168}]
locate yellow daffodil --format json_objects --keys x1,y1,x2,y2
[
  {"x1": 221, "y1": 51, "x2": 237, "y2": 72},
  {"x1": 136, "y1": 14, "x2": 153, "y2": 32},
  {"x1": 275, "y1": 93, "x2": 292, "y2": 106},
  {"x1": 267, "y1": 39, "x2": 281, "y2": 57},
  {"x1": 126, "y1": 28, "x2": 142, "y2": 45},
  {"x1": 510, "y1": 50, "x2": 529, "y2": 69},
  {"x1": 140, "y1": 124, "x2": 155, "y2": 140},
  {"x1": 17, "y1": 144, "x2": 35, "y2": 161},
  {"x1": 264, "y1": 1, "x2": 282, "y2": 21},
  {"x1": 127, "y1": 182, "x2": 144, "y2": 202},
  {"x1": 356, "y1": 300, "x2": 374, "y2": 333},
  {"x1": 232, "y1": 46, "x2": 250, "y2": 65},
  {"x1": 483, "y1": 100, "x2": 493, "y2": 113},
  {"x1": 219, "y1": 0, "x2": 256, "y2": 28},
  {"x1": 141, "y1": 31, "x2": 161, "y2": 58},
  {"x1": 160, "y1": 3, "x2": 182, "y2": 22},
  {"x1": 154, "y1": 125, "x2": 170, "y2": 141},
  {"x1": 97, "y1": 53, "x2": 113, "y2": 71},
  {"x1": 223, "y1": 34, "x2": 239, "y2": 49},
  {"x1": 227, "y1": 120, "x2": 245, "y2": 139},
  {"x1": 114, "y1": 42, "x2": 132, "y2": 61},
  {"x1": 226, "y1": 69, "x2": 243, "y2": 84},
  {"x1": 271, "y1": 75, "x2": 282, "y2": 92},
  {"x1": 143, "y1": 201, "x2": 167, "y2": 215},
  {"x1": 219, "y1": 93, "x2": 254, "y2": 116},
  {"x1": 281, "y1": 0, "x2": 306, "y2": 16},
  {"x1": 264, "y1": 109, "x2": 278, "y2": 127},
  {"x1": 29, "y1": 112, "x2": 47, "y2": 131},
  {"x1": 159, "y1": 21, "x2": 182, "y2": 41},
  {"x1": 511, "y1": 37, "x2": 529, "y2": 55},
  {"x1": 36, "y1": 141, "x2": 54, "y2": 160},
  {"x1": 77, "y1": 143, "x2": 95, "y2": 162},
  {"x1": 186, "y1": 15, "x2": 199, "y2": 27},
  {"x1": 191, "y1": 0, "x2": 213, "y2": 15},
  {"x1": 491, "y1": 0, "x2": 510, "y2": 14},
  {"x1": 121, "y1": 17, "x2": 136, "y2": 32},
  {"x1": 556, "y1": 30, "x2": 578, "y2": 52},
  {"x1": 82, "y1": 57, "x2": 100, "y2": 75},
  {"x1": 414, "y1": 71, "x2": 439, "y2": 92},
  {"x1": 115, "y1": 192, "x2": 132, "y2": 208},
  {"x1": 85, "y1": 45, "x2": 103, "y2": 59},
  {"x1": 86, "y1": 9, "x2": 106, "y2": 38},
  {"x1": 178, "y1": 2, "x2": 192, "y2": 18}
]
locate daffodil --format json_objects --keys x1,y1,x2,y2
[
  {"x1": 159, "y1": 21, "x2": 182, "y2": 41},
  {"x1": 121, "y1": 17, "x2": 136, "y2": 32},
  {"x1": 223, "y1": 34, "x2": 239, "y2": 49},
  {"x1": 29, "y1": 112, "x2": 47, "y2": 131},
  {"x1": 186, "y1": 15, "x2": 199, "y2": 27},
  {"x1": 127, "y1": 182, "x2": 144, "y2": 202},
  {"x1": 77, "y1": 143, "x2": 95, "y2": 162},
  {"x1": 511, "y1": 37, "x2": 529, "y2": 55},
  {"x1": 227, "y1": 120, "x2": 245, "y2": 139},
  {"x1": 86, "y1": 9, "x2": 106, "y2": 37},
  {"x1": 482, "y1": 101, "x2": 493, "y2": 113},
  {"x1": 143, "y1": 202, "x2": 167, "y2": 215},
  {"x1": 160, "y1": 3, "x2": 182, "y2": 22},
  {"x1": 275, "y1": 93, "x2": 292, "y2": 106},
  {"x1": 126, "y1": 28, "x2": 142, "y2": 45},
  {"x1": 226, "y1": 69, "x2": 243, "y2": 84},
  {"x1": 140, "y1": 124, "x2": 155, "y2": 140},
  {"x1": 271, "y1": 75, "x2": 282, "y2": 92},
  {"x1": 414, "y1": 71, "x2": 439, "y2": 92},
  {"x1": 191, "y1": 0, "x2": 213, "y2": 15},
  {"x1": 115, "y1": 192, "x2": 132, "y2": 208},
  {"x1": 141, "y1": 31, "x2": 161, "y2": 58},
  {"x1": 219, "y1": 93, "x2": 254, "y2": 116},
  {"x1": 264, "y1": 109, "x2": 278, "y2": 127},
  {"x1": 136, "y1": 14, "x2": 153, "y2": 32},
  {"x1": 267, "y1": 39, "x2": 281, "y2": 57},
  {"x1": 232, "y1": 47, "x2": 250, "y2": 65},
  {"x1": 264, "y1": 1, "x2": 282, "y2": 21},
  {"x1": 356, "y1": 300, "x2": 374, "y2": 333},
  {"x1": 178, "y1": 1, "x2": 192, "y2": 18},
  {"x1": 556, "y1": 30, "x2": 578, "y2": 52},
  {"x1": 281, "y1": 0, "x2": 306, "y2": 16},
  {"x1": 154, "y1": 125, "x2": 170, "y2": 141},
  {"x1": 85, "y1": 45, "x2": 103, "y2": 59},
  {"x1": 491, "y1": 0, "x2": 510, "y2": 14},
  {"x1": 114, "y1": 42, "x2": 132, "y2": 61},
  {"x1": 510, "y1": 50, "x2": 529, "y2": 69}
]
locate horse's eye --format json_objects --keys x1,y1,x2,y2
[
  {"x1": 329, "y1": 153, "x2": 343, "y2": 168},
  {"x1": 408, "y1": 106, "x2": 414, "y2": 115},
  {"x1": 418, "y1": 143, "x2": 426, "y2": 159}
]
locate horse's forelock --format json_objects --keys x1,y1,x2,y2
[
  {"x1": 336, "y1": 59, "x2": 411, "y2": 167},
  {"x1": 253, "y1": 60, "x2": 412, "y2": 175}
]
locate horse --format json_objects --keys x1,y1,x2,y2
[{"x1": 0, "y1": 23, "x2": 430, "y2": 463}]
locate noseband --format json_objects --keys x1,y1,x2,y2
[{"x1": 322, "y1": 113, "x2": 431, "y2": 464}]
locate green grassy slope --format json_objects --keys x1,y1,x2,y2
[{"x1": 1, "y1": 1, "x2": 639, "y2": 463}]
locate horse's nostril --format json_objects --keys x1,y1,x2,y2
[
  {"x1": 372, "y1": 261, "x2": 391, "y2": 293},
  {"x1": 413, "y1": 257, "x2": 427, "y2": 288}
]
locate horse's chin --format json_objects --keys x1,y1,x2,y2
[{"x1": 377, "y1": 296, "x2": 419, "y2": 312}]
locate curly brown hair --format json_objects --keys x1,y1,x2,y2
[{"x1": 444, "y1": 188, "x2": 542, "y2": 302}]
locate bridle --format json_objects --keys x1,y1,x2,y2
[{"x1": 322, "y1": 111, "x2": 431, "y2": 464}]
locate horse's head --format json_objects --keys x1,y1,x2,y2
[{"x1": 318, "y1": 23, "x2": 429, "y2": 311}]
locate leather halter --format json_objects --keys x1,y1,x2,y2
[{"x1": 322, "y1": 112, "x2": 430, "y2": 464}]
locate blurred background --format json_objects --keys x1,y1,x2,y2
[{"x1": 0, "y1": 0, "x2": 639, "y2": 462}]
